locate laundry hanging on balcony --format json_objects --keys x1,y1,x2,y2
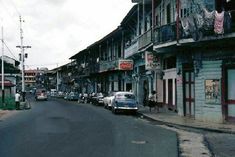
[
  {"x1": 202, "y1": 8, "x2": 215, "y2": 31},
  {"x1": 214, "y1": 11, "x2": 225, "y2": 35}
]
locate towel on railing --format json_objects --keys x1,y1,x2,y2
[{"x1": 214, "y1": 11, "x2": 224, "y2": 34}]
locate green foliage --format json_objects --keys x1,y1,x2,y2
[{"x1": 0, "y1": 96, "x2": 16, "y2": 110}]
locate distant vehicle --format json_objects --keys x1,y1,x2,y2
[
  {"x1": 67, "y1": 92, "x2": 79, "y2": 101},
  {"x1": 50, "y1": 89, "x2": 57, "y2": 97},
  {"x1": 103, "y1": 91, "x2": 116, "y2": 109},
  {"x1": 111, "y1": 92, "x2": 138, "y2": 114},
  {"x1": 35, "y1": 89, "x2": 48, "y2": 101},
  {"x1": 57, "y1": 91, "x2": 64, "y2": 98},
  {"x1": 92, "y1": 92, "x2": 104, "y2": 105}
]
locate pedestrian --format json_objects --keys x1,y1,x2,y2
[
  {"x1": 148, "y1": 91, "x2": 158, "y2": 112},
  {"x1": 15, "y1": 91, "x2": 21, "y2": 110}
]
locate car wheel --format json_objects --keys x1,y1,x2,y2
[{"x1": 112, "y1": 107, "x2": 117, "y2": 114}]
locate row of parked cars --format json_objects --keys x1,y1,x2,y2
[
  {"x1": 50, "y1": 90, "x2": 138, "y2": 114},
  {"x1": 91, "y1": 91, "x2": 138, "y2": 114}
]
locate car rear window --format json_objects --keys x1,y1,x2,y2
[{"x1": 116, "y1": 93, "x2": 135, "y2": 99}]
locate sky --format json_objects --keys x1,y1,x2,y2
[{"x1": 0, "y1": 0, "x2": 134, "y2": 70}]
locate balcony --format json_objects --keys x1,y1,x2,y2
[
  {"x1": 89, "y1": 63, "x2": 100, "y2": 74},
  {"x1": 138, "y1": 28, "x2": 152, "y2": 51},
  {"x1": 99, "y1": 59, "x2": 133, "y2": 73},
  {"x1": 124, "y1": 39, "x2": 138, "y2": 58},
  {"x1": 153, "y1": 10, "x2": 235, "y2": 50}
]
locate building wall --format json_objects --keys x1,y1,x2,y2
[
  {"x1": 195, "y1": 60, "x2": 223, "y2": 123},
  {"x1": 177, "y1": 52, "x2": 224, "y2": 123}
]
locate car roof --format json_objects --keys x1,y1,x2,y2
[{"x1": 115, "y1": 91, "x2": 134, "y2": 95}]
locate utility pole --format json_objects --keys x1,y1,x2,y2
[
  {"x1": 1, "y1": 25, "x2": 5, "y2": 106},
  {"x1": 16, "y1": 16, "x2": 31, "y2": 102},
  {"x1": 56, "y1": 63, "x2": 59, "y2": 91}
]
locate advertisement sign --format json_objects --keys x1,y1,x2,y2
[
  {"x1": 145, "y1": 51, "x2": 160, "y2": 70},
  {"x1": 119, "y1": 60, "x2": 133, "y2": 70},
  {"x1": 99, "y1": 59, "x2": 133, "y2": 72}
]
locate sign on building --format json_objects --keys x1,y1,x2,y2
[
  {"x1": 118, "y1": 60, "x2": 133, "y2": 70},
  {"x1": 145, "y1": 51, "x2": 160, "y2": 71}
]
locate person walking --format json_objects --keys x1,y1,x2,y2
[
  {"x1": 15, "y1": 91, "x2": 21, "y2": 110},
  {"x1": 148, "y1": 91, "x2": 158, "y2": 112}
]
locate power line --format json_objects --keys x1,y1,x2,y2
[
  {"x1": 8, "y1": 0, "x2": 21, "y2": 16},
  {"x1": 1, "y1": 39, "x2": 18, "y2": 60}
]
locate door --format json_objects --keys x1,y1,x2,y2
[
  {"x1": 168, "y1": 79, "x2": 173, "y2": 109},
  {"x1": 183, "y1": 65, "x2": 195, "y2": 117},
  {"x1": 225, "y1": 68, "x2": 235, "y2": 121}
]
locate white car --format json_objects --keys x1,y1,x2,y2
[{"x1": 103, "y1": 91, "x2": 116, "y2": 109}]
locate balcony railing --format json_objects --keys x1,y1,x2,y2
[
  {"x1": 89, "y1": 62, "x2": 100, "y2": 74},
  {"x1": 153, "y1": 22, "x2": 177, "y2": 44},
  {"x1": 138, "y1": 28, "x2": 152, "y2": 50},
  {"x1": 153, "y1": 10, "x2": 235, "y2": 47},
  {"x1": 124, "y1": 39, "x2": 138, "y2": 58},
  {"x1": 98, "y1": 59, "x2": 133, "y2": 73}
]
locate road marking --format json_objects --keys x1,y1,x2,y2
[{"x1": 131, "y1": 140, "x2": 147, "y2": 144}]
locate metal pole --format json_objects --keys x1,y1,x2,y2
[
  {"x1": 19, "y1": 16, "x2": 25, "y2": 101},
  {"x1": 56, "y1": 64, "x2": 59, "y2": 91},
  {"x1": 1, "y1": 26, "x2": 5, "y2": 106}
]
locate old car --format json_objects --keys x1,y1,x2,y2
[
  {"x1": 111, "y1": 91, "x2": 138, "y2": 114},
  {"x1": 103, "y1": 91, "x2": 116, "y2": 109},
  {"x1": 67, "y1": 92, "x2": 79, "y2": 101},
  {"x1": 35, "y1": 89, "x2": 48, "y2": 101},
  {"x1": 92, "y1": 92, "x2": 104, "y2": 105}
]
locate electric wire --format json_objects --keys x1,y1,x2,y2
[
  {"x1": 2, "y1": 40, "x2": 18, "y2": 60},
  {"x1": 8, "y1": 0, "x2": 21, "y2": 16}
]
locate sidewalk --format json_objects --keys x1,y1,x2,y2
[
  {"x1": 0, "y1": 109, "x2": 17, "y2": 120},
  {"x1": 138, "y1": 106, "x2": 235, "y2": 134}
]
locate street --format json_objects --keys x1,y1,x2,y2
[{"x1": 0, "y1": 98, "x2": 178, "y2": 157}]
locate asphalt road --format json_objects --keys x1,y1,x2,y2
[{"x1": 0, "y1": 98, "x2": 178, "y2": 157}]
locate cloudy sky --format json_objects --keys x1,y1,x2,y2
[{"x1": 0, "y1": 0, "x2": 134, "y2": 70}]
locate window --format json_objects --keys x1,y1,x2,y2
[{"x1": 163, "y1": 56, "x2": 176, "y2": 69}]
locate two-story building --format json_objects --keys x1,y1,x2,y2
[
  {"x1": 149, "y1": 0, "x2": 235, "y2": 123},
  {"x1": 58, "y1": 0, "x2": 235, "y2": 124}
]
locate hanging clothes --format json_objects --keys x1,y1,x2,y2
[
  {"x1": 203, "y1": 8, "x2": 215, "y2": 31},
  {"x1": 223, "y1": 11, "x2": 232, "y2": 33},
  {"x1": 181, "y1": 17, "x2": 190, "y2": 36},
  {"x1": 214, "y1": 11, "x2": 225, "y2": 34},
  {"x1": 194, "y1": 13, "x2": 204, "y2": 30}
]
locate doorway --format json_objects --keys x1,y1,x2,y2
[
  {"x1": 224, "y1": 65, "x2": 235, "y2": 122},
  {"x1": 183, "y1": 64, "x2": 195, "y2": 117}
]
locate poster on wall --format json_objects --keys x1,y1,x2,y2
[
  {"x1": 145, "y1": 51, "x2": 160, "y2": 71},
  {"x1": 205, "y1": 79, "x2": 220, "y2": 103}
]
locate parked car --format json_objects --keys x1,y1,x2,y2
[
  {"x1": 92, "y1": 92, "x2": 104, "y2": 105},
  {"x1": 67, "y1": 92, "x2": 79, "y2": 101},
  {"x1": 35, "y1": 89, "x2": 48, "y2": 101},
  {"x1": 103, "y1": 91, "x2": 116, "y2": 109},
  {"x1": 64, "y1": 92, "x2": 69, "y2": 100},
  {"x1": 111, "y1": 92, "x2": 138, "y2": 114},
  {"x1": 57, "y1": 91, "x2": 65, "y2": 98}
]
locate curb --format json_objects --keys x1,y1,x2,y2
[{"x1": 137, "y1": 112, "x2": 235, "y2": 134}]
